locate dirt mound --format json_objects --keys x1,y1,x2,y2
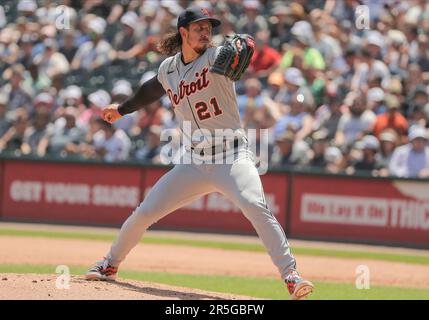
[
  {"x1": 0, "y1": 274, "x2": 257, "y2": 300},
  {"x1": 1, "y1": 236, "x2": 429, "y2": 289}
]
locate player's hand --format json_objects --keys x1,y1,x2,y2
[{"x1": 102, "y1": 104, "x2": 122, "y2": 124}]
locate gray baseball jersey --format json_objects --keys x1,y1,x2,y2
[
  {"x1": 102, "y1": 46, "x2": 298, "y2": 284},
  {"x1": 157, "y1": 47, "x2": 246, "y2": 144}
]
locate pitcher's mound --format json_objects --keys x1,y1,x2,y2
[{"x1": 0, "y1": 274, "x2": 259, "y2": 300}]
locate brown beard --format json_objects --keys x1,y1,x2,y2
[
  {"x1": 194, "y1": 46, "x2": 208, "y2": 55},
  {"x1": 187, "y1": 37, "x2": 214, "y2": 55},
  {"x1": 194, "y1": 41, "x2": 215, "y2": 54}
]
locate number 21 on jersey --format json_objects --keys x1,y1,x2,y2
[{"x1": 194, "y1": 97, "x2": 223, "y2": 121}]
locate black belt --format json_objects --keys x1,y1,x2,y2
[{"x1": 191, "y1": 138, "x2": 242, "y2": 156}]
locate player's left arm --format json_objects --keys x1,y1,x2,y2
[
  {"x1": 118, "y1": 75, "x2": 165, "y2": 115},
  {"x1": 102, "y1": 75, "x2": 166, "y2": 124}
]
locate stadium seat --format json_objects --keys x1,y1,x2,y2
[
  {"x1": 85, "y1": 65, "x2": 110, "y2": 94},
  {"x1": 2, "y1": 1, "x2": 18, "y2": 24},
  {"x1": 64, "y1": 68, "x2": 89, "y2": 88},
  {"x1": 104, "y1": 23, "x2": 121, "y2": 43},
  {"x1": 107, "y1": 59, "x2": 140, "y2": 87}
]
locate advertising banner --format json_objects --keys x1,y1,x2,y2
[
  {"x1": 0, "y1": 160, "x2": 4, "y2": 218},
  {"x1": 1, "y1": 161, "x2": 143, "y2": 225},
  {"x1": 290, "y1": 174, "x2": 429, "y2": 247}
]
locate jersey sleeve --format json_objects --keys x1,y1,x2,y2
[
  {"x1": 157, "y1": 56, "x2": 176, "y2": 90},
  {"x1": 208, "y1": 46, "x2": 222, "y2": 67},
  {"x1": 117, "y1": 76, "x2": 166, "y2": 116},
  {"x1": 157, "y1": 59, "x2": 167, "y2": 88}
]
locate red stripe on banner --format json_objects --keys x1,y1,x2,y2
[{"x1": 0, "y1": 159, "x2": 4, "y2": 219}]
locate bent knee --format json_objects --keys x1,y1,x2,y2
[
  {"x1": 238, "y1": 198, "x2": 270, "y2": 215},
  {"x1": 133, "y1": 200, "x2": 174, "y2": 222}
]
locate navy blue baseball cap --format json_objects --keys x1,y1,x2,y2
[{"x1": 177, "y1": 7, "x2": 221, "y2": 29}]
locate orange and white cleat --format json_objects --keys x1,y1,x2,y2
[
  {"x1": 85, "y1": 258, "x2": 118, "y2": 281},
  {"x1": 285, "y1": 270, "x2": 314, "y2": 300}
]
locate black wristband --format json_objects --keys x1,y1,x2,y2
[
  {"x1": 117, "y1": 103, "x2": 128, "y2": 116},
  {"x1": 116, "y1": 75, "x2": 165, "y2": 115}
]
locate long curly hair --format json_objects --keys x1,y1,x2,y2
[
  {"x1": 157, "y1": 26, "x2": 216, "y2": 56},
  {"x1": 157, "y1": 31, "x2": 183, "y2": 56}
]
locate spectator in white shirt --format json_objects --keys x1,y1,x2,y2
[
  {"x1": 111, "y1": 80, "x2": 137, "y2": 134},
  {"x1": 71, "y1": 17, "x2": 112, "y2": 71},
  {"x1": 335, "y1": 91, "x2": 376, "y2": 148},
  {"x1": 389, "y1": 126, "x2": 429, "y2": 178},
  {"x1": 93, "y1": 120, "x2": 131, "y2": 162},
  {"x1": 34, "y1": 38, "x2": 70, "y2": 78}
]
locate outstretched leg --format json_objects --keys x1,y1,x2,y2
[
  {"x1": 86, "y1": 164, "x2": 215, "y2": 280},
  {"x1": 209, "y1": 148, "x2": 313, "y2": 299}
]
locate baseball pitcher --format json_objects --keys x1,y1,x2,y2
[{"x1": 85, "y1": 7, "x2": 314, "y2": 300}]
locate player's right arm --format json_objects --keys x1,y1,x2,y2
[{"x1": 102, "y1": 75, "x2": 166, "y2": 124}]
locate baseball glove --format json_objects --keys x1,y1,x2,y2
[{"x1": 210, "y1": 34, "x2": 255, "y2": 82}]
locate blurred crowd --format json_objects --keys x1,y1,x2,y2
[{"x1": 1, "y1": 0, "x2": 429, "y2": 178}]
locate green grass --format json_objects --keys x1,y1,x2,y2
[
  {"x1": 1, "y1": 264, "x2": 428, "y2": 300},
  {"x1": 292, "y1": 247, "x2": 429, "y2": 265},
  {"x1": 1, "y1": 228, "x2": 428, "y2": 266}
]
